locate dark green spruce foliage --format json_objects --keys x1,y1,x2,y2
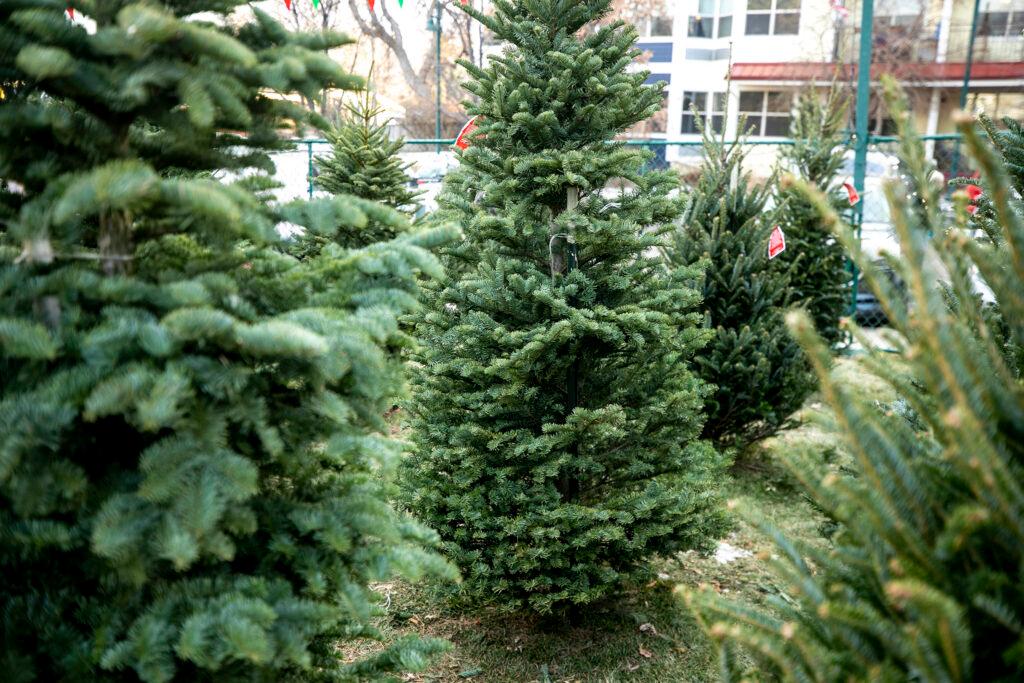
[
  {"x1": 0, "y1": 2, "x2": 455, "y2": 680},
  {"x1": 671, "y1": 130, "x2": 814, "y2": 446},
  {"x1": 684, "y1": 83, "x2": 1024, "y2": 682},
  {"x1": 313, "y1": 90, "x2": 421, "y2": 246},
  {"x1": 403, "y1": 0, "x2": 728, "y2": 614},
  {"x1": 776, "y1": 83, "x2": 851, "y2": 346}
]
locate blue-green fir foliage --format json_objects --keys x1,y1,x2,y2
[
  {"x1": 670, "y1": 127, "x2": 815, "y2": 446},
  {"x1": 402, "y1": 0, "x2": 729, "y2": 614},
  {"x1": 0, "y1": 1, "x2": 456, "y2": 680},
  {"x1": 310, "y1": 89, "x2": 421, "y2": 248},
  {"x1": 684, "y1": 82, "x2": 1024, "y2": 682}
]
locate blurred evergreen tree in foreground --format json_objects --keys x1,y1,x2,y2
[
  {"x1": 0, "y1": 1, "x2": 456, "y2": 679},
  {"x1": 685, "y1": 80, "x2": 1024, "y2": 682}
]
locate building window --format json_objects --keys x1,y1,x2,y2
[
  {"x1": 739, "y1": 90, "x2": 792, "y2": 136},
  {"x1": 648, "y1": 16, "x2": 674, "y2": 37},
  {"x1": 745, "y1": 0, "x2": 800, "y2": 36},
  {"x1": 978, "y1": 1, "x2": 1024, "y2": 37},
  {"x1": 681, "y1": 91, "x2": 726, "y2": 135},
  {"x1": 873, "y1": 0, "x2": 924, "y2": 28},
  {"x1": 971, "y1": 92, "x2": 1024, "y2": 122},
  {"x1": 689, "y1": 0, "x2": 733, "y2": 39}
]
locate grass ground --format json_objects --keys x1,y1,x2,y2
[{"x1": 348, "y1": 357, "x2": 895, "y2": 682}]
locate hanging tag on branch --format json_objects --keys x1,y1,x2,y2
[
  {"x1": 842, "y1": 182, "x2": 860, "y2": 206},
  {"x1": 768, "y1": 225, "x2": 786, "y2": 260},
  {"x1": 67, "y1": 5, "x2": 74, "y2": 18},
  {"x1": 454, "y1": 115, "x2": 480, "y2": 150},
  {"x1": 966, "y1": 184, "x2": 982, "y2": 215},
  {"x1": 549, "y1": 234, "x2": 575, "y2": 278}
]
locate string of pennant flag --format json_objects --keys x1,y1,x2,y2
[
  {"x1": 282, "y1": 0, "x2": 470, "y2": 9},
  {"x1": 66, "y1": 1, "x2": 470, "y2": 18}
]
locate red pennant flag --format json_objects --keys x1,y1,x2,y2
[
  {"x1": 454, "y1": 115, "x2": 480, "y2": 150},
  {"x1": 368, "y1": 0, "x2": 375, "y2": 9},
  {"x1": 768, "y1": 225, "x2": 786, "y2": 260},
  {"x1": 842, "y1": 182, "x2": 860, "y2": 206},
  {"x1": 284, "y1": 0, "x2": 291, "y2": 8}
]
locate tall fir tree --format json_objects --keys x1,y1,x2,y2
[
  {"x1": 775, "y1": 82, "x2": 851, "y2": 347},
  {"x1": 670, "y1": 127, "x2": 815, "y2": 447},
  {"x1": 312, "y1": 89, "x2": 420, "y2": 247},
  {"x1": 0, "y1": 2, "x2": 456, "y2": 680},
  {"x1": 402, "y1": 0, "x2": 729, "y2": 614},
  {"x1": 684, "y1": 82, "x2": 1024, "y2": 682}
]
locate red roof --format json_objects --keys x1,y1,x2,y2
[{"x1": 730, "y1": 61, "x2": 1024, "y2": 82}]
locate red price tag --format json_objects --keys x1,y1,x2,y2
[
  {"x1": 768, "y1": 225, "x2": 786, "y2": 260},
  {"x1": 843, "y1": 182, "x2": 860, "y2": 206},
  {"x1": 454, "y1": 116, "x2": 480, "y2": 150}
]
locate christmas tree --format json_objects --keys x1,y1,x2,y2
[
  {"x1": 670, "y1": 126, "x2": 814, "y2": 446},
  {"x1": 776, "y1": 83, "x2": 851, "y2": 347},
  {"x1": 684, "y1": 82, "x2": 1024, "y2": 681},
  {"x1": 0, "y1": 2, "x2": 455, "y2": 680},
  {"x1": 403, "y1": 0, "x2": 729, "y2": 614},
  {"x1": 313, "y1": 89, "x2": 421, "y2": 247}
]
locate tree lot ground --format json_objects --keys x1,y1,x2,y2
[{"x1": 338, "y1": 357, "x2": 894, "y2": 682}]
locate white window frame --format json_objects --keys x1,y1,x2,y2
[
  {"x1": 646, "y1": 15, "x2": 675, "y2": 37},
  {"x1": 744, "y1": 0, "x2": 801, "y2": 37},
  {"x1": 689, "y1": 0, "x2": 734, "y2": 39},
  {"x1": 738, "y1": 90, "x2": 793, "y2": 137},
  {"x1": 978, "y1": 1, "x2": 1024, "y2": 38},
  {"x1": 873, "y1": 0, "x2": 924, "y2": 27},
  {"x1": 681, "y1": 91, "x2": 726, "y2": 135}
]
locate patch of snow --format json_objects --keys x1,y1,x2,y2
[{"x1": 714, "y1": 541, "x2": 752, "y2": 565}]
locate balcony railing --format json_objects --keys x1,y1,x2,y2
[{"x1": 844, "y1": 23, "x2": 1024, "y2": 65}]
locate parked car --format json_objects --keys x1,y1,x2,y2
[{"x1": 852, "y1": 179, "x2": 899, "y2": 326}]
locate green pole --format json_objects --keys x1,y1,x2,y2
[
  {"x1": 849, "y1": 0, "x2": 873, "y2": 318},
  {"x1": 306, "y1": 140, "x2": 314, "y2": 199},
  {"x1": 949, "y1": 0, "x2": 982, "y2": 179},
  {"x1": 434, "y1": 0, "x2": 442, "y2": 154}
]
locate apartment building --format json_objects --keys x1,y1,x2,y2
[{"x1": 633, "y1": 0, "x2": 1024, "y2": 174}]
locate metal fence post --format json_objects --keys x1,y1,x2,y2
[
  {"x1": 849, "y1": 0, "x2": 874, "y2": 320},
  {"x1": 949, "y1": 0, "x2": 982, "y2": 180},
  {"x1": 306, "y1": 140, "x2": 314, "y2": 200}
]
